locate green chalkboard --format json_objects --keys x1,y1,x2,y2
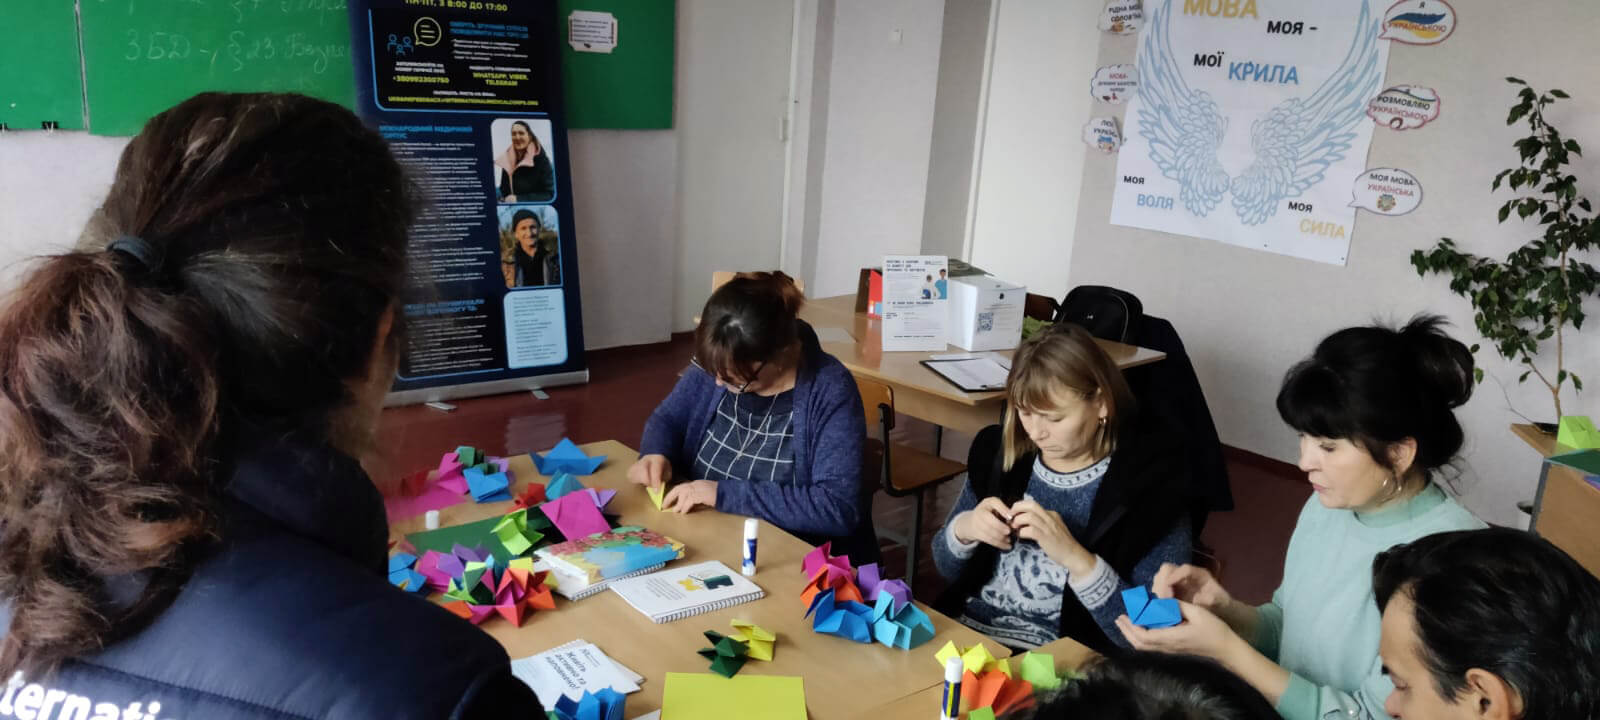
[
  {"x1": 79, "y1": 0, "x2": 356, "y2": 136},
  {"x1": 0, "y1": 2, "x2": 86, "y2": 130},
  {"x1": 556, "y1": 0, "x2": 674, "y2": 129}
]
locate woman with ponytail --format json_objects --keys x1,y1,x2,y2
[
  {"x1": 1117, "y1": 316, "x2": 1485, "y2": 720},
  {"x1": 0, "y1": 93, "x2": 541, "y2": 718},
  {"x1": 627, "y1": 272, "x2": 877, "y2": 564}
]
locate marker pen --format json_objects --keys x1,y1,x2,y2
[
  {"x1": 940, "y1": 655, "x2": 963, "y2": 720},
  {"x1": 742, "y1": 518, "x2": 759, "y2": 576}
]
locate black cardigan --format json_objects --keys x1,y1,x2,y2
[{"x1": 933, "y1": 413, "x2": 1189, "y2": 653}]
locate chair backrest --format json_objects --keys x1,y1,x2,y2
[
  {"x1": 1024, "y1": 293, "x2": 1059, "y2": 322},
  {"x1": 1055, "y1": 285, "x2": 1143, "y2": 343},
  {"x1": 854, "y1": 375, "x2": 895, "y2": 436}
]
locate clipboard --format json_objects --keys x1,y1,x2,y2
[{"x1": 920, "y1": 356, "x2": 1010, "y2": 393}]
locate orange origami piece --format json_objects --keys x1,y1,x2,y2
[
  {"x1": 800, "y1": 564, "x2": 863, "y2": 607},
  {"x1": 511, "y1": 482, "x2": 548, "y2": 510},
  {"x1": 962, "y1": 669, "x2": 1035, "y2": 717}
]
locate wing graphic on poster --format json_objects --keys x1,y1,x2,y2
[
  {"x1": 1136, "y1": 0, "x2": 1230, "y2": 217},
  {"x1": 1228, "y1": 1, "x2": 1383, "y2": 225}
]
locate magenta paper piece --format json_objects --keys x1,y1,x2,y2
[
  {"x1": 539, "y1": 492, "x2": 612, "y2": 540},
  {"x1": 384, "y1": 480, "x2": 469, "y2": 523}
]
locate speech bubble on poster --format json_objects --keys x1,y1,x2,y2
[
  {"x1": 413, "y1": 17, "x2": 442, "y2": 47},
  {"x1": 1099, "y1": 0, "x2": 1143, "y2": 34},
  {"x1": 1091, "y1": 65, "x2": 1139, "y2": 104},
  {"x1": 1083, "y1": 117, "x2": 1122, "y2": 154},
  {"x1": 1367, "y1": 85, "x2": 1441, "y2": 130},
  {"x1": 1350, "y1": 168, "x2": 1424, "y2": 215},
  {"x1": 1380, "y1": 0, "x2": 1457, "y2": 45}
]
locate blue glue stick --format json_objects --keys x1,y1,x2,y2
[{"x1": 742, "y1": 518, "x2": 758, "y2": 576}]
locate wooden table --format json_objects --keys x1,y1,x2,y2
[
  {"x1": 853, "y1": 636, "x2": 1098, "y2": 719},
  {"x1": 1511, "y1": 423, "x2": 1600, "y2": 578},
  {"x1": 390, "y1": 440, "x2": 1012, "y2": 717},
  {"x1": 798, "y1": 294, "x2": 1165, "y2": 435}
]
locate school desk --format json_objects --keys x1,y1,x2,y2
[
  {"x1": 852, "y1": 634, "x2": 1098, "y2": 719},
  {"x1": 797, "y1": 294, "x2": 1166, "y2": 436},
  {"x1": 1513, "y1": 424, "x2": 1600, "y2": 578},
  {"x1": 389, "y1": 440, "x2": 1013, "y2": 717}
]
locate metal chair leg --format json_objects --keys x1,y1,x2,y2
[{"x1": 906, "y1": 489, "x2": 925, "y2": 590}]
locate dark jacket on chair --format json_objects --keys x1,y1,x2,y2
[
  {"x1": 933, "y1": 414, "x2": 1189, "y2": 654},
  {"x1": 1125, "y1": 315, "x2": 1234, "y2": 525},
  {"x1": 0, "y1": 431, "x2": 542, "y2": 719}
]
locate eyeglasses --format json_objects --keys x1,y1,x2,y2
[{"x1": 690, "y1": 357, "x2": 767, "y2": 394}]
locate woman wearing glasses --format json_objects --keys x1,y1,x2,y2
[{"x1": 627, "y1": 272, "x2": 878, "y2": 564}]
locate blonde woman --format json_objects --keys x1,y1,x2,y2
[{"x1": 932, "y1": 322, "x2": 1191, "y2": 652}]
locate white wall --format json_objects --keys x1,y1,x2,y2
[
  {"x1": 808, "y1": 0, "x2": 947, "y2": 299},
  {"x1": 964, "y1": 0, "x2": 1102, "y2": 297},
  {"x1": 1066, "y1": 0, "x2": 1600, "y2": 526},
  {"x1": 0, "y1": 132, "x2": 127, "y2": 286},
  {"x1": 672, "y1": 0, "x2": 796, "y2": 329},
  {"x1": 919, "y1": 0, "x2": 991, "y2": 260}
]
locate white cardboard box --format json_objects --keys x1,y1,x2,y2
[{"x1": 947, "y1": 275, "x2": 1025, "y2": 351}]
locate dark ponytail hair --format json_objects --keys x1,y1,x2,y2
[
  {"x1": 0, "y1": 92, "x2": 412, "y2": 676},
  {"x1": 1024, "y1": 651, "x2": 1278, "y2": 720},
  {"x1": 694, "y1": 271, "x2": 804, "y2": 384},
  {"x1": 1275, "y1": 315, "x2": 1473, "y2": 481}
]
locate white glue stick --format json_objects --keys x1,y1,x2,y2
[
  {"x1": 742, "y1": 518, "x2": 759, "y2": 576},
  {"x1": 940, "y1": 655, "x2": 963, "y2": 720},
  {"x1": 424, "y1": 510, "x2": 440, "y2": 530}
]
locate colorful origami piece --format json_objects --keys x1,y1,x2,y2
[
  {"x1": 967, "y1": 709, "x2": 997, "y2": 720},
  {"x1": 440, "y1": 555, "x2": 555, "y2": 627},
  {"x1": 697, "y1": 631, "x2": 750, "y2": 678},
  {"x1": 1122, "y1": 586, "x2": 1182, "y2": 629},
  {"x1": 1018, "y1": 651, "x2": 1063, "y2": 691},
  {"x1": 511, "y1": 482, "x2": 548, "y2": 510},
  {"x1": 493, "y1": 508, "x2": 545, "y2": 556},
  {"x1": 437, "y1": 451, "x2": 469, "y2": 494},
  {"x1": 934, "y1": 641, "x2": 1005, "y2": 676},
  {"x1": 532, "y1": 438, "x2": 608, "y2": 475},
  {"x1": 804, "y1": 588, "x2": 875, "y2": 644},
  {"x1": 729, "y1": 619, "x2": 775, "y2": 661},
  {"x1": 463, "y1": 465, "x2": 512, "y2": 503},
  {"x1": 550, "y1": 688, "x2": 626, "y2": 720},
  {"x1": 539, "y1": 490, "x2": 612, "y2": 540},
  {"x1": 962, "y1": 669, "x2": 1035, "y2": 717},
  {"x1": 856, "y1": 563, "x2": 912, "y2": 613},
  {"x1": 546, "y1": 472, "x2": 586, "y2": 501},
  {"x1": 796, "y1": 542, "x2": 933, "y2": 649},
  {"x1": 386, "y1": 552, "x2": 428, "y2": 594},
  {"x1": 869, "y1": 591, "x2": 935, "y2": 649}
]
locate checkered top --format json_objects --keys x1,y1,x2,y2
[{"x1": 691, "y1": 389, "x2": 797, "y2": 487}]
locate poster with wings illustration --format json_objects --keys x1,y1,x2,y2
[{"x1": 1109, "y1": 0, "x2": 1391, "y2": 265}]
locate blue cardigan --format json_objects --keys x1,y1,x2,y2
[{"x1": 640, "y1": 321, "x2": 878, "y2": 562}]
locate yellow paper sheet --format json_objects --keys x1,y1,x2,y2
[
  {"x1": 648, "y1": 485, "x2": 666, "y2": 510},
  {"x1": 661, "y1": 672, "x2": 805, "y2": 720}
]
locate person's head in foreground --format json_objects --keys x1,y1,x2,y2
[
  {"x1": 1025, "y1": 651, "x2": 1279, "y2": 719},
  {"x1": 1373, "y1": 527, "x2": 1600, "y2": 720},
  {"x1": 1275, "y1": 315, "x2": 1473, "y2": 513},
  {"x1": 0, "y1": 91, "x2": 411, "y2": 671}
]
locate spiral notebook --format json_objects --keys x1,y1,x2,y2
[{"x1": 607, "y1": 560, "x2": 765, "y2": 623}]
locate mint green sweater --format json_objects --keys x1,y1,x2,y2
[{"x1": 1252, "y1": 484, "x2": 1484, "y2": 720}]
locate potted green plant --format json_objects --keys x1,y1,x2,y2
[{"x1": 1411, "y1": 78, "x2": 1599, "y2": 428}]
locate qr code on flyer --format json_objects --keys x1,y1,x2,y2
[{"x1": 977, "y1": 312, "x2": 994, "y2": 332}]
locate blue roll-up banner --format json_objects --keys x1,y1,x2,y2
[{"x1": 350, "y1": 0, "x2": 587, "y2": 404}]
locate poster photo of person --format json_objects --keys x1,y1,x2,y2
[
  {"x1": 498, "y1": 205, "x2": 561, "y2": 289},
  {"x1": 489, "y1": 118, "x2": 557, "y2": 204}
]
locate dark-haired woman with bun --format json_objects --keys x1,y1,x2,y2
[
  {"x1": 0, "y1": 93, "x2": 540, "y2": 717},
  {"x1": 628, "y1": 272, "x2": 877, "y2": 564},
  {"x1": 1118, "y1": 316, "x2": 1485, "y2": 720}
]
